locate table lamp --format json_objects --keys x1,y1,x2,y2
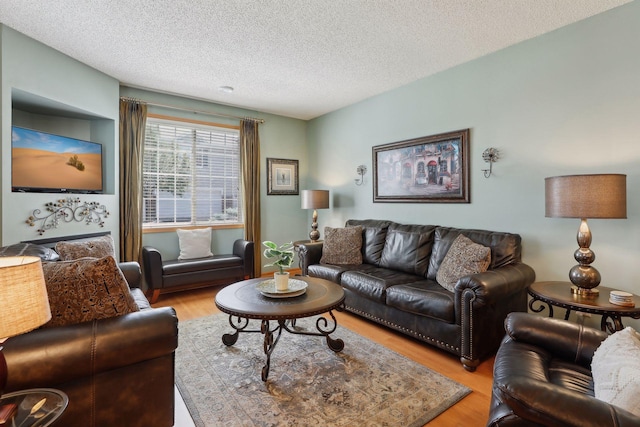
[
  {"x1": 545, "y1": 174, "x2": 627, "y2": 296},
  {"x1": 0, "y1": 256, "x2": 51, "y2": 397},
  {"x1": 301, "y1": 190, "x2": 330, "y2": 242}
]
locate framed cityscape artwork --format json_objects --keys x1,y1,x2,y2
[
  {"x1": 267, "y1": 158, "x2": 299, "y2": 195},
  {"x1": 373, "y1": 129, "x2": 470, "y2": 203}
]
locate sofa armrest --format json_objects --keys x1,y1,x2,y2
[
  {"x1": 233, "y1": 239, "x2": 255, "y2": 278},
  {"x1": 4, "y1": 306, "x2": 178, "y2": 391},
  {"x1": 141, "y1": 246, "x2": 164, "y2": 291},
  {"x1": 505, "y1": 312, "x2": 607, "y2": 368},
  {"x1": 296, "y1": 242, "x2": 324, "y2": 275},
  {"x1": 498, "y1": 377, "x2": 640, "y2": 427},
  {"x1": 456, "y1": 262, "x2": 536, "y2": 305},
  {"x1": 118, "y1": 261, "x2": 142, "y2": 288},
  {"x1": 455, "y1": 262, "x2": 536, "y2": 368}
]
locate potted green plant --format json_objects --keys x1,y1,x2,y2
[{"x1": 263, "y1": 240, "x2": 294, "y2": 291}]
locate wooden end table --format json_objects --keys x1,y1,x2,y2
[
  {"x1": 528, "y1": 281, "x2": 640, "y2": 333},
  {"x1": 215, "y1": 276, "x2": 345, "y2": 381}
]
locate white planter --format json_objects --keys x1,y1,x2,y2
[{"x1": 274, "y1": 272, "x2": 290, "y2": 291}]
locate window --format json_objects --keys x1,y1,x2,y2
[{"x1": 143, "y1": 116, "x2": 242, "y2": 227}]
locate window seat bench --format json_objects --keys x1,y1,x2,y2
[{"x1": 142, "y1": 239, "x2": 254, "y2": 303}]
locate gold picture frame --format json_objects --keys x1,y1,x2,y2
[{"x1": 373, "y1": 129, "x2": 470, "y2": 203}]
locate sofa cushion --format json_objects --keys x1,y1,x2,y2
[
  {"x1": 592, "y1": 326, "x2": 640, "y2": 416},
  {"x1": 386, "y1": 281, "x2": 455, "y2": 323},
  {"x1": 345, "y1": 219, "x2": 392, "y2": 265},
  {"x1": 42, "y1": 256, "x2": 139, "y2": 328},
  {"x1": 379, "y1": 223, "x2": 436, "y2": 276},
  {"x1": 177, "y1": 228, "x2": 213, "y2": 260},
  {"x1": 436, "y1": 234, "x2": 491, "y2": 292},
  {"x1": 341, "y1": 268, "x2": 423, "y2": 303},
  {"x1": 320, "y1": 226, "x2": 363, "y2": 265},
  {"x1": 0, "y1": 242, "x2": 59, "y2": 261},
  {"x1": 55, "y1": 234, "x2": 115, "y2": 260}
]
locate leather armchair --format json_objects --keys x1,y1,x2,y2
[
  {"x1": 2, "y1": 262, "x2": 178, "y2": 427},
  {"x1": 488, "y1": 312, "x2": 640, "y2": 426}
]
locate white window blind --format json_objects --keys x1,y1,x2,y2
[{"x1": 143, "y1": 117, "x2": 242, "y2": 226}]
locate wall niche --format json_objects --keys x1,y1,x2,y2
[{"x1": 11, "y1": 88, "x2": 115, "y2": 195}]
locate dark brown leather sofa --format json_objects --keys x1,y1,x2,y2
[
  {"x1": 142, "y1": 239, "x2": 254, "y2": 303},
  {"x1": 298, "y1": 219, "x2": 536, "y2": 371},
  {"x1": 2, "y1": 236, "x2": 178, "y2": 427},
  {"x1": 488, "y1": 312, "x2": 640, "y2": 426}
]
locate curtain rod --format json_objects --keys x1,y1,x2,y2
[{"x1": 120, "y1": 96, "x2": 265, "y2": 124}]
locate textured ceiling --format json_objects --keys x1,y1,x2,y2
[{"x1": 0, "y1": 0, "x2": 631, "y2": 120}]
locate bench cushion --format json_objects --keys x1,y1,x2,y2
[{"x1": 162, "y1": 255, "x2": 242, "y2": 275}]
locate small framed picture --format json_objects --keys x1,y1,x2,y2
[{"x1": 267, "y1": 158, "x2": 299, "y2": 195}]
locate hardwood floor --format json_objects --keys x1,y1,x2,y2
[{"x1": 154, "y1": 286, "x2": 494, "y2": 427}]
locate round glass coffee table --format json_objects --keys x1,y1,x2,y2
[
  {"x1": 0, "y1": 388, "x2": 68, "y2": 427},
  {"x1": 215, "y1": 276, "x2": 345, "y2": 381}
]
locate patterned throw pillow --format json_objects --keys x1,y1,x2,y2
[
  {"x1": 320, "y1": 226, "x2": 363, "y2": 265},
  {"x1": 55, "y1": 234, "x2": 115, "y2": 260},
  {"x1": 592, "y1": 326, "x2": 640, "y2": 416},
  {"x1": 436, "y1": 234, "x2": 491, "y2": 292},
  {"x1": 42, "y1": 256, "x2": 139, "y2": 328}
]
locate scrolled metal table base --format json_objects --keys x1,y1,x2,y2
[{"x1": 222, "y1": 310, "x2": 344, "y2": 381}]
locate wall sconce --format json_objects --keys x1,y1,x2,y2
[
  {"x1": 355, "y1": 165, "x2": 367, "y2": 186},
  {"x1": 481, "y1": 148, "x2": 500, "y2": 178}
]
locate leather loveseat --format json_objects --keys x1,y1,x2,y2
[
  {"x1": 142, "y1": 238, "x2": 254, "y2": 303},
  {"x1": 298, "y1": 219, "x2": 536, "y2": 371},
  {"x1": 2, "y1": 235, "x2": 178, "y2": 427},
  {"x1": 488, "y1": 312, "x2": 640, "y2": 426}
]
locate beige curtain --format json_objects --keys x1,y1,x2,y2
[
  {"x1": 240, "y1": 119, "x2": 261, "y2": 277},
  {"x1": 119, "y1": 99, "x2": 147, "y2": 262}
]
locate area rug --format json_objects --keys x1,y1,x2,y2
[{"x1": 175, "y1": 313, "x2": 471, "y2": 427}]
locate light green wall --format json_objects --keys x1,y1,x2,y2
[
  {"x1": 307, "y1": 2, "x2": 640, "y2": 327},
  {"x1": 1, "y1": 25, "x2": 120, "y2": 250},
  {"x1": 2, "y1": 2, "x2": 639, "y2": 315},
  {"x1": 0, "y1": 27, "x2": 309, "y2": 271},
  {"x1": 120, "y1": 88, "x2": 309, "y2": 268}
]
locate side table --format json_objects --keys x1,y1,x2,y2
[
  {"x1": 528, "y1": 281, "x2": 640, "y2": 333},
  {"x1": 0, "y1": 388, "x2": 68, "y2": 426}
]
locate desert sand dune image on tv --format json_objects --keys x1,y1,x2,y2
[{"x1": 12, "y1": 126, "x2": 102, "y2": 192}]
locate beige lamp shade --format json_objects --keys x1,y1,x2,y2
[
  {"x1": 0, "y1": 256, "x2": 51, "y2": 339},
  {"x1": 301, "y1": 190, "x2": 330, "y2": 210},
  {"x1": 545, "y1": 174, "x2": 627, "y2": 219}
]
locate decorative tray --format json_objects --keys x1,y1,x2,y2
[{"x1": 257, "y1": 279, "x2": 308, "y2": 298}]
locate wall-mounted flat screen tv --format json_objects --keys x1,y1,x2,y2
[{"x1": 12, "y1": 125, "x2": 103, "y2": 193}]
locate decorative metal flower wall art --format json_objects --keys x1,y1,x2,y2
[{"x1": 26, "y1": 197, "x2": 109, "y2": 235}]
